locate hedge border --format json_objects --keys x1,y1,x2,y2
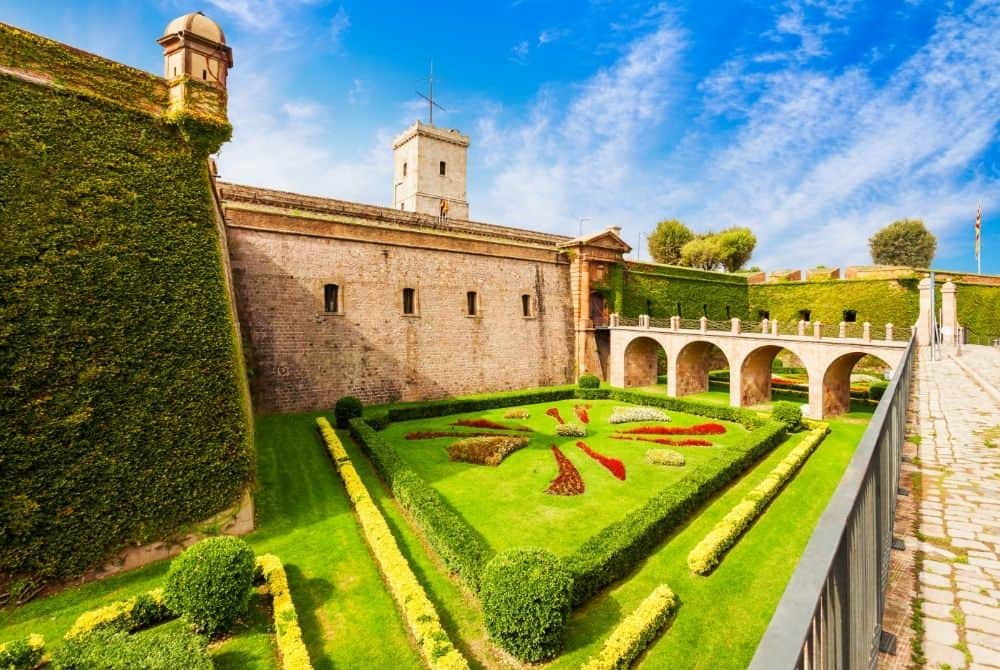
[
  {"x1": 317, "y1": 418, "x2": 470, "y2": 670},
  {"x1": 257, "y1": 554, "x2": 313, "y2": 670},
  {"x1": 581, "y1": 584, "x2": 678, "y2": 670},
  {"x1": 687, "y1": 424, "x2": 830, "y2": 575},
  {"x1": 353, "y1": 387, "x2": 787, "y2": 608},
  {"x1": 0, "y1": 634, "x2": 44, "y2": 670}
]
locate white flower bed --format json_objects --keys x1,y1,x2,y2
[
  {"x1": 608, "y1": 406, "x2": 670, "y2": 424},
  {"x1": 555, "y1": 423, "x2": 587, "y2": 437}
]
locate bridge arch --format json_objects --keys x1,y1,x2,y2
[
  {"x1": 673, "y1": 340, "x2": 731, "y2": 397},
  {"x1": 820, "y1": 351, "x2": 893, "y2": 417},
  {"x1": 737, "y1": 344, "x2": 813, "y2": 407},
  {"x1": 623, "y1": 336, "x2": 666, "y2": 387}
]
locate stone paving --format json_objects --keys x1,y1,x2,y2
[{"x1": 915, "y1": 344, "x2": 1000, "y2": 670}]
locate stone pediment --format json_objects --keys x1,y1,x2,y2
[{"x1": 558, "y1": 228, "x2": 632, "y2": 254}]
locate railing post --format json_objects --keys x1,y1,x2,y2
[
  {"x1": 762, "y1": 317, "x2": 770, "y2": 334},
  {"x1": 609, "y1": 313, "x2": 619, "y2": 328},
  {"x1": 771, "y1": 319, "x2": 779, "y2": 336},
  {"x1": 863, "y1": 322, "x2": 871, "y2": 342},
  {"x1": 813, "y1": 321, "x2": 823, "y2": 339},
  {"x1": 639, "y1": 314, "x2": 650, "y2": 328},
  {"x1": 798, "y1": 320, "x2": 806, "y2": 336},
  {"x1": 670, "y1": 315, "x2": 679, "y2": 331},
  {"x1": 839, "y1": 321, "x2": 847, "y2": 338},
  {"x1": 731, "y1": 317, "x2": 741, "y2": 334},
  {"x1": 886, "y1": 324, "x2": 894, "y2": 342},
  {"x1": 699, "y1": 316, "x2": 708, "y2": 333}
]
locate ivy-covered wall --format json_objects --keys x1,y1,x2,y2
[
  {"x1": 748, "y1": 279, "x2": 922, "y2": 327},
  {"x1": 956, "y1": 283, "x2": 1000, "y2": 344},
  {"x1": 593, "y1": 262, "x2": 750, "y2": 320},
  {"x1": 0, "y1": 25, "x2": 252, "y2": 581}
]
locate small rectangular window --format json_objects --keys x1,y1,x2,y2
[
  {"x1": 843, "y1": 309, "x2": 857, "y2": 323},
  {"x1": 798, "y1": 309, "x2": 812, "y2": 322},
  {"x1": 324, "y1": 284, "x2": 340, "y2": 313},
  {"x1": 521, "y1": 294, "x2": 532, "y2": 317},
  {"x1": 467, "y1": 291, "x2": 478, "y2": 316},
  {"x1": 403, "y1": 288, "x2": 416, "y2": 315},
  {"x1": 440, "y1": 161, "x2": 447, "y2": 176},
  {"x1": 403, "y1": 162, "x2": 407, "y2": 177}
]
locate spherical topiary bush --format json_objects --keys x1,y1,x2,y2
[
  {"x1": 334, "y1": 396, "x2": 363, "y2": 428},
  {"x1": 164, "y1": 537, "x2": 255, "y2": 636},
  {"x1": 577, "y1": 373, "x2": 600, "y2": 389},
  {"x1": 772, "y1": 401, "x2": 803, "y2": 430},
  {"x1": 481, "y1": 548, "x2": 573, "y2": 662},
  {"x1": 868, "y1": 381, "x2": 888, "y2": 401}
]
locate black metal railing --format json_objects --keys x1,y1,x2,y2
[{"x1": 748, "y1": 336, "x2": 915, "y2": 670}]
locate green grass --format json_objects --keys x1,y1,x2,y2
[
  {"x1": 0, "y1": 389, "x2": 874, "y2": 670},
  {"x1": 380, "y1": 399, "x2": 749, "y2": 555}
]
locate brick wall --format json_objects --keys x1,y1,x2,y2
[{"x1": 226, "y1": 220, "x2": 574, "y2": 412}]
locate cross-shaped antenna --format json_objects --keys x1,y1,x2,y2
[{"x1": 416, "y1": 62, "x2": 445, "y2": 125}]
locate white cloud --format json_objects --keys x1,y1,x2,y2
[
  {"x1": 329, "y1": 5, "x2": 350, "y2": 50},
  {"x1": 538, "y1": 27, "x2": 569, "y2": 45},
  {"x1": 510, "y1": 40, "x2": 530, "y2": 64},
  {"x1": 348, "y1": 78, "x2": 369, "y2": 106}
]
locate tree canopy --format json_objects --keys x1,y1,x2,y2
[
  {"x1": 649, "y1": 220, "x2": 757, "y2": 272},
  {"x1": 869, "y1": 219, "x2": 937, "y2": 267},
  {"x1": 647, "y1": 219, "x2": 694, "y2": 265}
]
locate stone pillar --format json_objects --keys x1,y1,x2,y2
[
  {"x1": 608, "y1": 330, "x2": 626, "y2": 387},
  {"x1": 813, "y1": 321, "x2": 822, "y2": 339},
  {"x1": 839, "y1": 321, "x2": 847, "y2": 338},
  {"x1": 940, "y1": 280, "x2": 957, "y2": 344},
  {"x1": 639, "y1": 314, "x2": 650, "y2": 328},
  {"x1": 770, "y1": 320, "x2": 779, "y2": 336},
  {"x1": 666, "y1": 349, "x2": 679, "y2": 397},
  {"x1": 609, "y1": 313, "x2": 619, "y2": 328},
  {"x1": 670, "y1": 315, "x2": 679, "y2": 331},
  {"x1": 731, "y1": 318, "x2": 741, "y2": 334},
  {"x1": 806, "y1": 373, "x2": 824, "y2": 420},
  {"x1": 761, "y1": 318, "x2": 770, "y2": 334},
  {"x1": 916, "y1": 277, "x2": 933, "y2": 346},
  {"x1": 863, "y1": 322, "x2": 871, "y2": 342},
  {"x1": 797, "y1": 320, "x2": 806, "y2": 336},
  {"x1": 699, "y1": 316, "x2": 708, "y2": 333},
  {"x1": 886, "y1": 323, "x2": 895, "y2": 342}
]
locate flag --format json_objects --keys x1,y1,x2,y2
[{"x1": 976, "y1": 203, "x2": 982, "y2": 260}]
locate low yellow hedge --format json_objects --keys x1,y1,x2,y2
[
  {"x1": 65, "y1": 588, "x2": 168, "y2": 639},
  {"x1": 687, "y1": 425, "x2": 830, "y2": 575},
  {"x1": 316, "y1": 417, "x2": 469, "y2": 670},
  {"x1": 581, "y1": 584, "x2": 677, "y2": 670},
  {"x1": 0, "y1": 633, "x2": 44, "y2": 669},
  {"x1": 257, "y1": 554, "x2": 312, "y2": 670}
]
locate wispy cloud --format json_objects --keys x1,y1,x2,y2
[
  {"x1": 538, "y1": 27, "x2": 569, "y2": 45},
  {"x1": 509, "y1": 40, "x2": 530, "y2": 64},
  {"x1": 329, "y1": 5, "x2": 350, "y2": 50}
]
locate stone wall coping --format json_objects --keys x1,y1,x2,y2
[{"x1": 610, "y1": 325, "x2": 910, "y2": 349}]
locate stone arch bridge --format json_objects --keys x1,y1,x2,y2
[{"x1": 607, "y1": 316, "x2": 910, "y2": 418}]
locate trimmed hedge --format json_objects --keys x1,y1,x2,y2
[
  {"x1": 771, "y1": 401, "x2": 803, "y2": 430},
  {"x1": 578, "y1": 374, "x2": 601, "y2": 389},
  {"x1": 0, "y1": 634, "x2": 44, "y2": 670},
  {"x1": 334, "y1": 396, "x2": 363, "y2": 428},
  {"x1": 66, "y1": 589, "x2": 170, "y2": 640},
  {"x1": 378, "y1": 386, "x2": 578, "y2": 423},
  {"x1": 566, "y1": 420, "x2": 787, "y2": 605},
  {"x1": 317, "y1": 418, "x2": 469, "y2": 670},
  {"x1": 481, "y1": 549, "x2": 573, "y2": 662},
  {"x1": 52, "y1": 627, "x2": 212, "y2": 670},
  {"x1": 257, "y1": 554, "x2": 313, "y2": 670},
  {"x1": 868, "y1": 381, "x2": 888, "y2": 401},
  {"x1": 581, "y1": 584, "x2": 677, "y2": 670},
  {"x1": 687, "y1": 425, "x2": 829, "y2": 575},
  {"x1": 0, "y1": 26, "x2": 252, "y2": 582},
  {"x1": 164, "y1": 537, "x2": 256, "y2": 636}
]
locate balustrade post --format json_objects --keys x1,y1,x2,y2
[
  {"x1": 863, "y1": 322, "x2": 871, "y2": 342},
  {"x1": 639, "y1": 314, "x2": 650, "y2": 328},
  {"x1": 839, "y1": 321, "x2": 847, "y2": 338},
  {"x1": 762, "y1": 317, "x2": 770, "y2": 334},
  {"x1": 670, "y1": 315, "x2": 679, "y2": 331},
  {"x1": 731, "y1": 317, "x2": 741, "y2": 334},
  {"x1": 887, "y1": 324, "x2": 895, "y2": 342},
  {"x1": 797, "y1": 320, "x2": 806, "y2": 336},
  {"x1": 813, "y1": 321, "x2": 822, "y2": 339},
  {"x1": 699, "y1": 316, "x2": 708, "y2": 333},
  {"x1": 609, "y1": 313, "x2": 619, "y2": 328},
  {"x1": 771, "y1": 319, "x2": 779, "y2": 336}
]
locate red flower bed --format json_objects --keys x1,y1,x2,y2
[
  {"x1": 545, "y1": 407, "x2": 565, "y2": 425},
  {"x1": 612, "y1": 434, "x2": 713, "y2": 447},
  {"x1": 573, "y1": 403, "x2": 591, "y2": 424},
  {"x1": 576, "y1": 441, "x2": 625, "y2": 480},
  {"x1": 405, "y1": 431, "x2": 498, "y2": 440},
  {"x1": 546, "y1": 445, "x2": 584, "y2": 495},
  {"x1": 620, "y1": 423, "x2": 726, "y2": 436},
  {"x1": 452, "y1": 418, "x2": 533, "y2": 432}
]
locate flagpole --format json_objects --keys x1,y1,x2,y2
[{"x1": 978, "y1": 201, "x2": 982, "y2": 275}]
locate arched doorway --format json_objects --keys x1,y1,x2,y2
[
  {"x1": 623, "y1": 336, "x2": 665, "y2": 387},
  {"x1": 822, "y1": 352, "x2": 892, "y2": 417},
  {"x1": 675, "y1": 341, "x2": 730, "y2": 396}
]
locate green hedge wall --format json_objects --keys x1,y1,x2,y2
[
  {"x1": 957, "y1": 283, "x2": 1000, "y2": 343},
  {"x1": 592, "y1": 262, "x2": 750, "y2": 320},
  {"x1": 748, "y1": 278, "x2": 921, "y2": 326},
  {"x1": 0, "y1": 49, "x2": 251, "y2": 580}
]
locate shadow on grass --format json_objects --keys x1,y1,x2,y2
[{"x1": 284, "y1": 563, "x2": 335, "y2": 670}]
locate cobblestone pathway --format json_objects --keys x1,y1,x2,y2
[{"x1": 916, "y1": 344, "x2": 1000, "y2": 670}]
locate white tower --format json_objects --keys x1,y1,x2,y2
[
  {"x1": 392, "y1": 121, "x2": 470, "y2": 220},
  {"x1": 157, "y1": 11, "x2": 233, "y2": 88}
]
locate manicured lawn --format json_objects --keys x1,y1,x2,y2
[{"x1": 381, "y1": 399, "x2": 750, "y2": 555}]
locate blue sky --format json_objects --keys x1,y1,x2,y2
[{"x1": 3, "y1": 0, "x2": 998, "y2": 273}]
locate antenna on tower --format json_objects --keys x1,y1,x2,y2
[{"x1": 416, "y1": 62, "x2": 445, "y2": 125}]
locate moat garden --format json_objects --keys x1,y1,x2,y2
[{"x1": 0, "y1": 382, "x2": 877, "y2": 669}]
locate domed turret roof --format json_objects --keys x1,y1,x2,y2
[{"x1": 162, "y1": 11, "x2": 226, "y2": 44}]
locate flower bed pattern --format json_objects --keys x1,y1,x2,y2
[
  {"x1": 611, "y1": 434, "x2": 713, "y2": 447},
  {"x1": 620, "y1": 422, "x2": 725, "y2": 436},
  {"x1": 448, "y1": 436, "x2": 529, "y2": 466},
  {"x1": 646, "y1": 449, "x2": 685, "y2": 466},
  {"x1": 608, "y1": 406, "x2": 670, "y2": 424},
  {"x1": 576, "y1": 442, "x2": 625, "y2": 480},
  {"x1": 405, "y1": 431, "x2": 499, "y2": 440},
  {"x1": 573, "y1": 403, "x2": 591, "y2": 424},
  {"x1": 546, "y1": 446, "x2": 584, "y2": 496},
  {"x1": 545, "y1": 407, "x2": 565, "y2": 424},
  {"x1": 503, "y1": 408, "x2": 530, "y2": 419},
  {"x1": 452, "y1": 418, "x2": 532, "y2": 432}
]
